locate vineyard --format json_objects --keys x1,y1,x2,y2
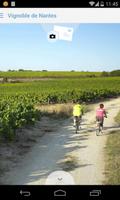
[
  {"x1": 0, "y1": 76, "x2": 120, "y2": 139},
  {"x1": 0, "y1": 95, "x2": 40, "y2": 140},
  {"x1": 0, "y1": 71, "x2": 101, "y2": 78}
]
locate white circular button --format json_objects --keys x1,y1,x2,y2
[{"x1": 45, "y1": 170, "x2": 75, "y2": 185}]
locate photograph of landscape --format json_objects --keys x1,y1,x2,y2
[{"x1": 0, "y1": 23, "x2": 120, "y2": 185}]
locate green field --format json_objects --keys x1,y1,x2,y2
[
  {"x1": 0, "y1": 76, "x2": 120, "y2": 139},
  {"x1": 0, "y1": 77, "x2": 120, "y2": 102},
  {"x1": 0, "y1": 71, "x2": 101, "y2": 78}
]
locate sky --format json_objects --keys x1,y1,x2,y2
[{"x1": 0, "y1": 23, "x2": 120, "y2": 71}]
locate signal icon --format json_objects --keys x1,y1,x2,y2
[
  {"x1": 95, "y1": 1, "x2": 100, "y2": 7},
  {"x1": 89, "y1": 1, "x2": 95, "y2": 6}
]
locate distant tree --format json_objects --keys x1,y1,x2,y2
[
  {"x1": 110, "y1": 70, "x2": 120, "y2": 76},
  {"x1": 101, "y1": 71, "x2": 109, "y2": 77},
  {"x1": 71, "y1": 70, "x2": 75, "y2": 72},
  {"x1": 18, "y1": 69, "x2": 24, "y2": 71},
  {"x1": 87, "y1": 74, "x2": 96, "y2": 78},
  {"x1": 8, "y1": 69, "x2": 15, "y2": 72},
  {"x1": 42, "y1": 70, "x2": 48, "y2": 72}
]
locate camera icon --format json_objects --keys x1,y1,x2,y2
[
  {"x1": 49, "y1": 34, "x2": 56, "y2": 39},
  {"x1": 47, "y1": 31, "x2": 58, "y2": 42}
]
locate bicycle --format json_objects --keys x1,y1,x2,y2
[
  {"x1": 96, "y1": 115, "x2": 107, "y2": 136},
  {"x1": 96, "y1": 120, "x2": 103, "y2": 136},
  {"x1": 74, "y1": 116, "x2": 81, "y2": 134}
]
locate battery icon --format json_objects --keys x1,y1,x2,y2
[{"x1": 100, "y1": 1, "x2": 104, "y2": 7}]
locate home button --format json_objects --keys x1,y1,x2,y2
[{"x1": 54, "y1": 189, "x2": 66, "y2": 197}]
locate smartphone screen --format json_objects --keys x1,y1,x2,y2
[{"x1": 0, "y1": 0, "x2": 120, "y2": 199}]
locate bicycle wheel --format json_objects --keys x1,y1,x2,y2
[
  {"x1": 74, "y1": 118, "x2": 79, "y2": 134},
  {"x1": 75, "y1": 123, "x2": 79, "y2": 133},
  {"x1": 96, "y1": 122, "x2": 100, "y2": 136},
  {"x1": 96, "y1": 128, "x2": 100, "y2": 136},
  {"x1": 99, "y1": 125, "x2": 103, "y2": 134}
]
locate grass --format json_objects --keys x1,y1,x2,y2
[
  {"x1": 104, "y1": 131, "x2": 120, "y2": 184},
  {"x1": 36, "y1": 103, "x2": 73, "y2": 118},
  {"x1": 115, "y1": 111, "x2": 120, "y2": 125},
  {"x1": 0, "y1": 71, "x2": 101, "y2": 78},
  {"x1": 104, "y1": 111, "x2": 120, "y2": 184},
  {"x1": 35, "y1": 103, "x2": 87, "y2": 119}
]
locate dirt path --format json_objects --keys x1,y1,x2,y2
[{"x1": 1, "y1": 98, "x2": 120, "y2": 185}]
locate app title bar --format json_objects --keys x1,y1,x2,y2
[{"x1": 0, "y1": 8, "x2": 120, "y2": 23}]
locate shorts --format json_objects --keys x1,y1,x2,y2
[
  {"x1": 96, "y1": 116, "x2": 104, "y2": 127},
  {"x1": 74, "y1": 115, "x2": 82, "y2": 122}
]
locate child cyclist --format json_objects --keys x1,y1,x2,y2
[
  {"x1": 96, "y1": 103, "x2": 107, "y2": 132},
  {"x1": 73, "y1": 100, "x2": 83, "y2": 127}
]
